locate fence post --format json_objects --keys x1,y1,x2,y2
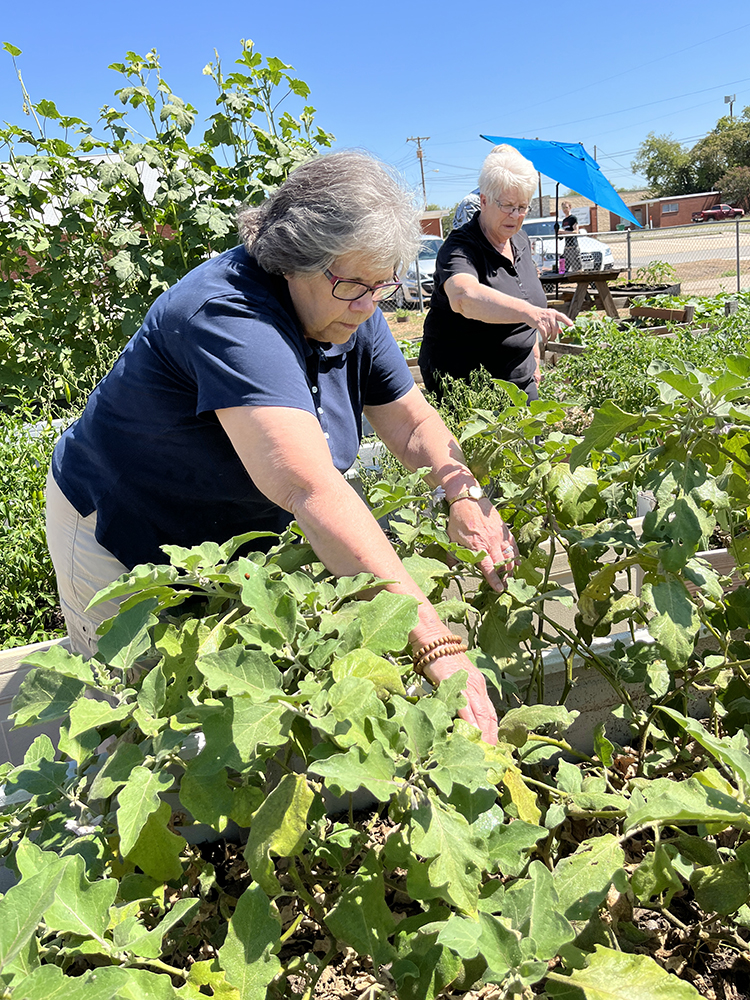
[
  {"x1": 737, "y1": 219, "x2": 741, "y2": 295},
  {"x1": 626, "y1": 229, "x2": 632, "y2": 281}
]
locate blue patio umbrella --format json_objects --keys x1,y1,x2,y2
[{"x1": 480, "y1": 135, "x2": 642, "y2": 229}]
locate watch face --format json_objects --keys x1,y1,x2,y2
[{"x1": 469, "y1": 485, "x2": 483, "y2": 499}]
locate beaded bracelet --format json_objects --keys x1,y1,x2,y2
[{"x1": 413, "y1": 633, "x2": 468, "y2": 680}]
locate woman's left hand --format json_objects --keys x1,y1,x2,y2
[{"x1": 447, "y1": 497, "x2": 519, "y2": 592}]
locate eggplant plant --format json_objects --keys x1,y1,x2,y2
[{"x1": 3, "y1": 358, "x2": 750, "y2": 996}]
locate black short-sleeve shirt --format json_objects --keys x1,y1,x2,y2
[{"x1": 419, "y1": 213, "x2": 546, "y2": 390}]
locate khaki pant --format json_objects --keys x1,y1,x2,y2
[{"x1": 45, "y1": 470, "x2": 130, "y2": 657}]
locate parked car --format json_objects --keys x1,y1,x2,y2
[
  {"x1": 691, "y1": 204, "x2": 744, "y2": 222},
  {"x1": 395, "y1": 236, "x2": 443, "y2": 307},
  {"x1": 521, "y1": 216, "x2": 615, "y2": 276}
]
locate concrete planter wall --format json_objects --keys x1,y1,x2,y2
[{"x1": 0, "y1": 637, "x2": 69, "y2": 764}]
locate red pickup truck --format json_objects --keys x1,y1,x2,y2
[{"x1": 692, "y1": 203, "x2": 744, "y2": 222}]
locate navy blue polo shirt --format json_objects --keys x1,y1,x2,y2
[{"x1": 52, "y1": 246, "x2": 414, "y2": 569}]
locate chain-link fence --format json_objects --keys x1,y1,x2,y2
[{"x1": 594, "y1": 220, "x2": 750, "y2": 296}]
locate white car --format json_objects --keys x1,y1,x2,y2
[
  {"x1": 395, "y1": 236, "x2": 443, "y2": 307},
  {"x1": 521, "y1": 216, "x2": 615, "y2": 276}
]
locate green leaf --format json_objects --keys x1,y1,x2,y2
[
  {"x1": 179, "y1": 763, "x2": 234, "y2": 832},
  {"x1": 690, "y1": 861, "x2": 750, "y2": 915},
  {"x1": 503, "y1": 764, "x2": 541, "y2": 824},
  {"x1": 218, "y1": 883, "x2": 281, "y2": 999},
  {"x1": 127, "y1": 800, "x2": 186, "y2": 882},
  {"x1": 645, "y1": 578, "x2": 699, "y2": 669},
  {"x1": 502, "y1": 861, "x2": 576, "y2": 960},
  {"x1": 547, "y1": 465, "x2": 606, "y2": 527},
  {"x1": 68, "y1": 698, "x2": 133, "y2": 738},
  {"x1": 631, "y1": 844, "x2": 682, "y2": 905},
  {"x1": 11, "y1": 668, "x2": 85, "y2": 726},
  {"x1": 546, "y1": 944, "x2": 702, "y2": 999},
  {"x1": 235, "y1": 559, "x2": 297, "y2": 641},
  {"x1": 626, "y1": 775, "x2": 750, "y2": 830},
  {"x1": 244, "y1": 773, "x2": 313, "y2": 894},
  {"x1": 553, "y1": 834, "x2": 626, "y2": 921},
  {"x1": 331, "y1": 648, "x2": 405, "y2": 697},
  {"x1": 43, "y1": 854, "x2": 117, "y2": 942},
  {"x1": 113, "y1": 897, "x2": 200, "y2": 958},
  {"x1": 309, "y1": 741, "x2": 398, "y2": 802},
  {"x1": 116, "y1": 765, "x2": 174, "y2": 857},
  {"x1": 95, "y1": 598, "x2": 159, "y2": 671},
  {"x1": 497, "y1": 705, "x2": 577, "y2": 746},
  {"x1": 409, "y1": 796, "x2": 486, "y2": 913},
  {"x1": 325, "y1": 849, "x2": 396, "y2": 966},
  {"x1": 659, "y1": 709, "x2": 750, "y2": 791},
  {"x1": 199, "y1": 697, "x2": 291, "y2": 772},
  {"x1": 483, "y1": 816, "x2": 547, "y2": 878},
  {"x1": 16, "y1": 644, "x2": 95, "y2": 685},
  {"x1": 89, "y1": 741, "x2": 145, "y2": 801},
  {"x1": 3, "y1": 42, "x2": 22, "y2": 57},
  {"x1": 0, "y1": 865, "x2": 64, "y2": 971},
  {"x1": 568, "y1": 401, "x2": 641, "y2": 472},
  {"x1": 196, "y1": 646, "x2": 282, "y2": 699},
  {"x1": 354, "y1": 591, "x2": 419, "y2": 655}
]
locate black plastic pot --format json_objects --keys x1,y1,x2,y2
[{"x1": 612, "y1": 282, "x2": 681, "y2": 300}]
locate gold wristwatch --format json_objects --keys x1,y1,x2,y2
[{"x1": 447, "y1": 484, "x2": 485, "y2": 507}]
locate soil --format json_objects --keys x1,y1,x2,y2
[{"x1": 183, "y1": 807, "x2": 750, "y2": 999}]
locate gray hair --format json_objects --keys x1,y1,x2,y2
[
  {"x1": 237, "y1": 151, "x2": 422, "y2": 275},
  {"x1": 478, "y1": 144, "x2": 537, "y2": 204}
]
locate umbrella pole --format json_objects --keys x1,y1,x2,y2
[{"x1": 554, "y1": 183, "x2": 560, "y2": 273}]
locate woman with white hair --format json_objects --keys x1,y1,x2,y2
[
  {"x1": 46, "y1": 150, "x2": 517, "y2": 744},
  {"x1": 419, "y1": 144, "x2": 573, "y2": 400}
]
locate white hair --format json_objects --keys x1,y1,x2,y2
[{"x1": 478, "y1": 144, "x2": 537, "y2": 204}]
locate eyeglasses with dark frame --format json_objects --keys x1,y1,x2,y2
[{"x1": 323, "y1": 268, "x2": 401, "y2": 302}]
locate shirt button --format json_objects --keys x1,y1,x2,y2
[
  {"x1": 311, "y1": 386, "x2": 318, "y2": 394},
  {"x1": 317, "y1": 407, "x2": 324, "y2": 414},
  {"x1": 324, "y1": 432, "x2": 330, "y2": 439}
]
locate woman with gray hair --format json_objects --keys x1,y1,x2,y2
[
  {"x1": 419, "y1": 144, "x2": 573, "y2": 400},
  {"x1": 46, "y1": 150, "x2": 516, "y2": 744}
]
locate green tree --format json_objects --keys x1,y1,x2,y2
[
  {"x1": 631, "y1": 132, "x2": 696, "y2": 197},
  {"x1": 718, "y1": 164, "x2": 750, "y2": 211},
  {"x1": 690, "y1": 110, "x2": 750, "y2": 191}
]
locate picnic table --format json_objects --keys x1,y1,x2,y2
[{"x1": 541, "y1": 268, "x2": 624, "y2": 320}]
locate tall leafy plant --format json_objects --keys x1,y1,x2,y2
[{"x1": 0, "y1": 41, "x2": 333, "y2": 407}]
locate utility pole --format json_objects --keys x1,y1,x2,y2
[
  {"x1": 725, "y1": 94, "x2": 736, "y2": 119},
  {"x1": 407, "y1": 136, "x2": 430, "y2": 201}
]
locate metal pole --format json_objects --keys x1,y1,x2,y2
[
  {"x1": 537, "y1": 172, "x2": 543, "y2": 219},
  {"x1": 407, "y1": 136, "x2": 430, "y2": 202},
  {"x1": 626, "y1": 229, "x2": 632, "y2": 281},
  {"x1": 737, "y1": 218, "x2": 741, "y2": 295}
]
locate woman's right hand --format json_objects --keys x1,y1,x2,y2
[
  {"x1": 420, "y1": 651, "x2": 498, "y2": 745},
  {"x1": 533, "y1": 307, "x2": 574, "y2": 344}
]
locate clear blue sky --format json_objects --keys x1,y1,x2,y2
[{"x1": 2, "y1": 0, "x2": 749, "y2": 208}]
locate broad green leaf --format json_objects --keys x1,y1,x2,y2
[
  {"x1": 196, "y1": 646, "x2": 282, "y2": 699},
  {"x1": 645, "y1": 578, "x2": 699, "y2": 669},
  {"x1": 116, "y1": 765, "x2": 174, "y2": 857},
  {"x1": 15, "y1": 644, "x2": 95, "y2": 685},
  {"x1": 68, "y1": 698, "x2": 133, "y2": 738},
  {"x1": 95, "y1": 598, "x2": 159, "y2": 670},
  {"x1": 631, "y1": 844, "x2": 682, "y2": 905},
  {"x1": 353, "y1": 591, "x2": 419, "y2": 655},
  {"x1": 482, "y1": 815, "x2": 547, "y2": 878},
  {"x1": 402, "y1": 554, "x2": 451, "y2": 595},
  {"x1": 218, "y1": 883, "x2": 281, "y2": 999},
  {"x1": 187, "y1": 960, "x2": 241, "y2": 999},
  {"x1": 502, "y1": 861, "x2": 575, "y2": 960},
  {"x1": 331, "y1": 648, "x2": 405, "y2": 696},
  {"x1": 0, "y1": 865, "x2": 64, "y2": 971},
  {"x1": 409, "y1": 796, "x2": 486, "y2": 913},
  {"x1": 659, "y1": 708, "x2": 750, "y2": 790},
  {"x1": 179, "y1": 763, "x2": 234, "y2": 832},
  {"x1": 244, "y1": 773, "x2": 313, "y2": 894},
  {"x1": 546, "y1": 944, "x2": 702, "y2": 999},
  {"x1": 690, "y1": 861, "x2": 750, "y2": 915},
  {"x1": 43, "y1": 854, "x2": 117, "y2": 942},
  {"x1": 568, "y1": 401, "x2": 641, "y2": 472},
  {"x1": 235, "y1": 559, "x2": 297, "y2": 641},
  {"x1": 547, "y1": 465, "x2": 606, "y2": 527},
  {"x1": 11, "y1": 668, "x2": 85, "y2": 726},
  {"x1": 625, "y1": 776, "x2": 750, "y2": 831},
  {"x1": 13, "y1": 963, "x2": 201, "y2": 998},
  {"x1": 325, "y1": 849, "x2": 396, "y2": 966},
  {"x1": 309, "y1": 741, "x2": 398, "y2": 802},
  {"x1": 553, "y1": 834, "x2": 626, "y2": 921},
  {"x1": 321, "y1": 675, "x2": 389, "y2": 749},
  {"x1": 497, "y1": 705, "x2": 577, "y2": 746},
  {"x1": 127, "y1": 800, "x2": 186, "y2": 882},
  {"x1": 113, "y1": 897, "x2": 200, "y2": 958},
  {"x1": 89, "y1": 741, "x2": 145, "y2": 801},
  {"x1": 427, "y1": 732, "x2": 494, "y2": 797},
  {"x1": 199, "y1": 697, "x2": 291, "y2": 772}
]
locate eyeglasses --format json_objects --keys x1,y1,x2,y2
[
  {"x1": 495, "y1": 201, "x2": 531, "y2": 216},
  {"x1": 323, "y1": 269, "x2": 401, "y2": 302}
]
